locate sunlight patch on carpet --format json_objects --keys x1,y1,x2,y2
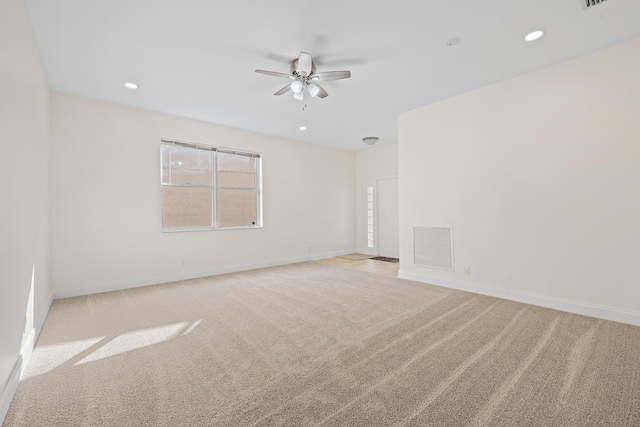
[
  {"x1": 75, "y1": 322, "x2": 190, "y2": 365},
  {"x1": 23, "y1": 336, "x2": 106, "y2": 379}
]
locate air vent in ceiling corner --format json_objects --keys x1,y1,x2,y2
[
  {"x1": 583, "y1": 0, "x2": 608, "y2": 10},
  {"x1": 413, "y1": 226, "x2": 454, "y2": 271}
]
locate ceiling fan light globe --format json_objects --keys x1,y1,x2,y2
[
  {"x1": 293, "y1": 91, "x2": 304, "y2": 101},
  {"x1": 291, "y1": 80, "x2": 303, "y2": 94},
  {"x1": 307, "y1": 83, "x2": 321, "y2": 98}
]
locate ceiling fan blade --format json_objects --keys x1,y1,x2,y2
[
  {"x1": 310, "y1": 70, "x2": 351, "y2": 82},
  {"x1": 265, "y1": 53, "x2": 294, "y2": 64},
  {"x1": 255, "y1": 69, "x2": 291, "y2": 79},
  {"x1": 297, "y1": 52, "x2": 313, "y2": 75},
  {"x1": 316, "y1": 85, "x2": 329, "y2": 99},
  {"x1": 274, "y1": 84, "x2": 292, "y2": 96},
  {"x1": 308, "y1": 82, "x2": 329, "y2": 99}
]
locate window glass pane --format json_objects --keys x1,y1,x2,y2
[
  {"x1": 162, "y1": 187, "x2": 212, "y2": 228},
  {"x1": 217, "y1": 152, "x2": 257, "y2": 188},
  {"x1": 368, "y1": 218, "x2": 373, "y2": 225},
  {"x1": 161, "y1": 141, "x2": 262, "y2": 231},
  {"x1": 161, "y1": 144, "x2": 171, "y2": 184},
  {"x1": 218, "y1": 189, "x2": 258, "y2": 227},
  {"x1": 167, "y1": 144, "x2": 212, "y2": 186}
]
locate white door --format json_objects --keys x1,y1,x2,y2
[{"x1": 377, "y1": 177, "x2": 399, "y2": 258}]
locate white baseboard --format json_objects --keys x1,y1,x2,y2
[
  {"x1": 53, "y1": 249, "x2": 357, "y2": 300},
  {"x1": 19, "y1": 330, "x2": 35, "y2": 378},
  {"x1": 21, "y1": 293, "x2": 54, "y2": 373},
  {"x1": 398, "y1": 270, "x2": 640, "y2": 327},
  {"x1": 0, "y1": 357, "x2": 22, "y2": 425},
  {"x1": 0, "y1": 292, "x2": 54, "y2": 425},
  {"x1": 36, "y1": 293, "x2": 53, "y2": 340}
]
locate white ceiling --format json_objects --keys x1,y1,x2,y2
[{"x1": 25, "y1": 0, "x2": 640, "y2": 151}]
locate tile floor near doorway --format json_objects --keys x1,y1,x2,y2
[{"x1": 316, "y1": 254, "x2": 399, "y2": 278}]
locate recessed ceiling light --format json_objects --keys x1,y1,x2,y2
[
  {"x1": 123, "y1": 82, "x2": 138, "y2": 89},
  {"x1": 524, "y1": 30, "x2": 545, "y2": 42},
  {"x1": 299, "y1": 126, "x2": 308, "y2": 131}
]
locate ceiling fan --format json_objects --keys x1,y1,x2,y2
[{"x1": 255, "y1": 51, "x2": 351, "y2": 101}]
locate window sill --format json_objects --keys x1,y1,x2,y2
[{"x1": 162, "y1": 225, "x2": 263, "y2": 233}]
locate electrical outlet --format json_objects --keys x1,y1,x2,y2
[{"x1": 464, "y1": 266, "x2": 471, "y2": 276}]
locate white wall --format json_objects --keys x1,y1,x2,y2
[
  {"x1": 50, "y1": 93, "x2": 356, "y2": 294},
  {"x1": 398, "y1": 37, "x2": 640, "y2": 322},
  {"x1": 0, "y1": 0, "x2": 51, "y2": 420},
  {"x1": 355, "y1": 144, "x2": 398, "y2": 254}
]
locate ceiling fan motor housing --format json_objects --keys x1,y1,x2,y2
[{"x1": 290, "y1": 59, "x2": 316, "y2": 78}]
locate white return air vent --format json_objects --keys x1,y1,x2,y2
[
  {"x1": 583, "y1": 0, "x2": 608, "y2": 10},
  {"x1": 413, "y1": 226, "x2": 454, "y2": 271}
]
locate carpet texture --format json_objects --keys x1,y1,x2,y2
[{"x1": 4, "y1": 262, "x2": 640, "y2": 426}]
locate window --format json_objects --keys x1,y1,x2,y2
[
  {"x1": 367, "y1": 186, "x2": 374, "y2": 248},
  {"x1": 161, "y1": 139, "x2": 262, "y2": 231}
]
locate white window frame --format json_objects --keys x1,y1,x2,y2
[{"x1": 160, "y1": 138, "x2": 263, "y2": 232}]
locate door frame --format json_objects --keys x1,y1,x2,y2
[{"x1": 362, "y1": 175, "x2": 398, "y2": 256}]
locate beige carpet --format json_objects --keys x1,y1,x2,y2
[{"x1": 5, "y1": 262, "x2": 640, "y2": 426}]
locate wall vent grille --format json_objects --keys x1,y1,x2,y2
[
  {"x1": 583, "y1": 0, "x2": 608, "y2": 10},
  {"x1": 413, "y1": 226, "x2": 454, "y2": 271}
]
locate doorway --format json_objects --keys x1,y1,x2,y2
[{"x1": 377, "y1": 177, "x2": 399, "y2": 259}]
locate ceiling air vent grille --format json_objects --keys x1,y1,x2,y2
[
  {"x1": 583, "y1": 0, "x2": 608, "y2": 10},
  {"x1": 413, "y1": 226, "x2": 454, "y2": 271}
]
